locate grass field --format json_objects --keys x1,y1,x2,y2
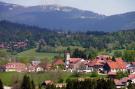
[
  {"x1": 0, "y1": 71, "x2": 108, "y2": 86},
  {"x1": 0, "y1": 71, "x2": 72, "y2": 86},
  {"x1": 15, "y1": 48, "x2": 64, "y2": 63},
  {"x1": 14, "y1": 46, "x2": 85, "y2": 63}
]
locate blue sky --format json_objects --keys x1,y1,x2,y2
[{"x1": 0, "y1": 0, "x2": 135, "y2": 15}]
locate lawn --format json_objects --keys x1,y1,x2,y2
[
  {"x1": 15, "y1": 48, "x2": 64, "y2": 63},
  {"x1": 14, "y1": 46, "x2": 85, "y2": 63},
  {"x1": 0, "y1": 71, "x2": 72, "y2": 86}
]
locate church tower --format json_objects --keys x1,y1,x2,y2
[{"x1": 65, "y1": 53, "x2": 70, "y2": 68}]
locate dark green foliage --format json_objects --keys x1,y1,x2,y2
[
  {"x1": 112, "y1": 56, "x2": 116, "y2": 61},
  {"x1": 1, "y1": 21, "x2": 135, "y2": 52},
  {"x1": 127, "y1": 80, "x2": 135, "y2": 89},
  {"x1": 21, "y1": 75, "x2": 31, "y2": 89},
  {"x1": 0, "y1": 79, "x2": 4, "y2": 89},
  {"x1": 123, "y1": 50, "x2": 135, "y2": 62},
  {"x1": 66, "y1": 78, "x2": 115, "y2": 89},
  {"x1": 113, "y1": 51, "x2": 123, "y2": 57},
  {"x1": 31, "y1": 80, "x2": 35, "y2": 89},
  {"x1": 20, "y1": 75, "x2": 35, "y2": 89},
  {"x1": 90, "y1": 72, "x2": 99, "y2": 77},
  {"x1": 116, "y1": 71, "x2": 129, "y2": 79},
  {"x1": 72, "y1": 49, "x2": 87, "y2": 59},
  {"x1": 2, "y1": 20, "x2": 135, "y2": 62},
  {"x1": 71, "y1": 72, "x2": 80, "y2": 78}
]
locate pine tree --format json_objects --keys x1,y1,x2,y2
[
  {"x1": 112, "y1": 56, "x2": 116, "y2": 61},
  {"x1": 127, "y1": 80, "x2": 135, "y2": 89},
  {"x1": 21, "y1": 75, "x2": 31, "y2": 89},
  {"x1": 0, "y1": 79, "x2": 4, "y2": 89},
  {"x1": 31, "y1": 80, "x2": 35, "y2": 89}
]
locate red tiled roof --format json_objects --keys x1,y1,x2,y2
[
  {"x1": 53, "y1": 59, "x2": 64, "y2": 65},
  {"x1": 107, "y1": 59, "x2": 126, "y2": 69},
  {"x1": 69, "y1": 58, "x2": 81, "y2": 64},
  {"x1": 120, "y1": 77, "x2": 128, "y2": 83},
  {"x1": 88, "y1": 59, "x2": 104, "y2": 67},
  {"x1": 128, "y1": 74, "x2": 135, "y2": 79},
  {"x1": 114, "y1": 79, "x2": 123, "y2": 86},
  {"x1": 5, "y1": 62, "x2": 26, "y2": 72}
]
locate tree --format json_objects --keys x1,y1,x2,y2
[
  {"x1": 116, "y1": 71, "x2": 129, "y2": 79},
  {"x1": 21, "y1": 75, "x2": 31, "y2": 89},
  {"x1": 113, "y1": 51, "x2": 122, "y2": 58},
  {"x1": 72, "y1": 49, "x2": 87, "y2": 59},
  {"x1": 31, "y1": 80, "x2": 35, "y2": 89},
  {"x1": 0, "y1": 79, "x2": 4, "y2": 89},
  {"x1": 112, "y1": 56, "x2": 115, "y2": 61},
  {"x1": 127, "y1": 80, "x2": 135, "y2": 89}
]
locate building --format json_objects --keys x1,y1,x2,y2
[
  {"x1": 103, "y1": 58, "x2": 127, "y2": 73},
  {"x1": 0, "y1": 65, "x2": 5, "y2": 72},
  {"x1": 53, "y1": 59, "x2": 64, "y2": 69},
  {"x1": 5, "y1": 62, "x2": 27, "y2": 72}
]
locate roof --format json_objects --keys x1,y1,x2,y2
[
  {"x1": 107, "y1": 58, "x2": 126, "y2": 69},
  {"x1": 44, "y1": 80, "x2": 53, "y2": 85},
  {"x1": 69, "y1": 58, "x2": 81, "y2": 64},
  {"x1": 120, "y1": 77, "x2": 129, "y2": 83},
  {"x1": 114, "y1": 79, "x2": 124, "y2": 86},
  {"x1": 131, "y1": 62, "x2": 135, "y2": 65},
  {"x1": 53, "y1": 59, "x2": 64, "y2": 65},
  {"x1": 128, "y1": 74, "x2": 135, "y2": 79},
  {"x1": 88, "y1": 59, "x2": 104, "y2": 67},
  {"x1": 5, "y1": 62, "x2": 26, "y2": 68}
]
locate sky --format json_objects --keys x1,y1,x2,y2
[{"x1": 0, "y1": 0, "x2": 135, "y2": 16}]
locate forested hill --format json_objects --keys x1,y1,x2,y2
[{"x1": 0, "y1": 21, "x2": 135, "y2": 50}]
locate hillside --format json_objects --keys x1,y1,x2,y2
[
  {"x1": 0, "y1": 1, "x2": 135, "y2": 32},
  {"x1": 0, "y1": 21, "x2": 135, "y2": 51}
]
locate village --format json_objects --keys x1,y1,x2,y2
[{"x1": 1, "y1": 52, "x2": 135, "y2": 89}]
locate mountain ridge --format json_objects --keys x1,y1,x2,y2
[{"x1": 0, "y1": 1, "x2": 135, "y2": 32}]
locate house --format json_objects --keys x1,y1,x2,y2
[
  {"x1": 53, "y1": 59, "x2": 64, "y2": 69},
  {"x1": 86, "y1": 59, "x2": 105, "y2": 73},
  {"x1": 27, "y1": 64, "x2": 36, "y2": 72},
  {"x1": 31, "y1": 60, "x2": 41, "y2": 66},
  {"x1": 127, "y1": 62, "x2": 135, "y2": 73},
  {"x1": 0, "y1": 65, "x2": 5, "y2": 72},
  {"x1": 46, "y1": 63, "x2": 53, "y2": 70},
  {"x1": 36, "y1": 66, "x2": 44, "y2": 72},
  {"x1": 65, "y1": 53, "x2": 82, "y2": 68},
  {"x1": 113, "y1": 74, "x2": 135, "y2": 89},
  {"x1": 0, "y1": 43, "x2": 4, "y2": 48},
  {"x1": 55, "y1": 83, "x2": 66, "y2": 88},
  {"x1": 103, "y1": 58, "x2": 127, "y2": 73},
  {"x1": 114, "y1": 79, "x2": 125, "y2": 89},
  {"x1": 35, "y1": 63, "x2": 47, "y2": 72},
  {"x1": 41, "y1": 80, "x2": 54, "y2": 87},
  {"x1": 68, "y1": 58, "x2": 84, "y2": 72},
  {"x1": 5, "y1": 62, "x2": 27, "y2": 72}
]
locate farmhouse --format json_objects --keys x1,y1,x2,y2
[
  {"x1": 103, "y1": 58, "x2": 127, "y2": 73},
  {"x1": 5, "y1": 62, "x2": 27, "y2": 72}
]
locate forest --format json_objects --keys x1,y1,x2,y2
[{"x1": 0, "y1": 20, "x2": 135, "y2": 51}]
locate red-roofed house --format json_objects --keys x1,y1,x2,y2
[
  {"x1": 103, "y1": 58, "x2": 127, "y2": 73},
  {"x1": 5, "y1": 62, "x2": 27, "y2": 72},
  {"x1": 85, "y1": 59, "x2": 105, "y2": 73},
  {"x1": 114, "y1": 79, "x2": 125, "y2": 89},
  {"x1": 53, "y1": 59, "x2": 64, "y2": 69}
]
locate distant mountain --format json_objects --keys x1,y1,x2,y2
[{"x1": 0, "y1": 1, "x2": 135, "y2": 32}]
